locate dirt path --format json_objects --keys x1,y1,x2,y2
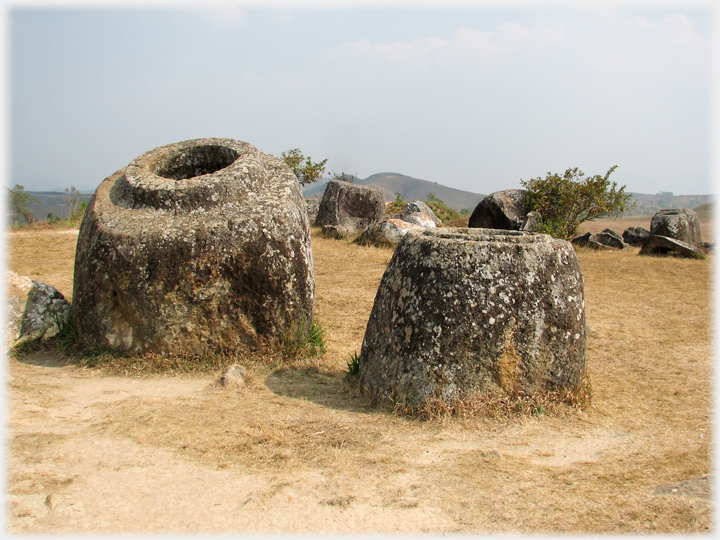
[
  {"x1": 5, "y1": 226, "x2": 713, "y2": 533},
  {"x1": 5, "y1": 353, "x2": 639, "y2": 534}
]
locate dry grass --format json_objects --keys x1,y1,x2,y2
[
  {"x1": 6, "y1": 227, "x2": 79, "y2": 301},
  {"x1": 5, "y1": 218, "x2": 714, "y2": 533}
]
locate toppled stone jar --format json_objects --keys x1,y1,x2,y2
[
  {"x1": 72, "y1": 138, "x2": 314, "y2": 355},
  {"x1": 357, "y1": 228, "x2": 586, "y2": 405}
]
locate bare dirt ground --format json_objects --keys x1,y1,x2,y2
[{"x1": 4, "y1": 220, "x2": 714, "y2": 534}]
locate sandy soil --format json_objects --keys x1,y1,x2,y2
[{"x1": 4, "y1": 223, "x2": 713, "y2": 534}]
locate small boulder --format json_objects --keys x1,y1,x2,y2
[
  {"x1": 639, "y1": 235, "x2": 706, "y2": 259},
  {"x1": 522, "y1": 211, "x2": 543, "y2": 232},
  {"x1": 622, "y1": 226, "x2": 651, "y2": 246},
  {"x1": 314, "y1": 180, "x2": 386, "y2": 234},
  {"x1": 468, "y1": 189, "x2": 527, "y2": 230},
  {"x1": 594, "y1": 229, "x2": 627, "y2": 249},
  {"x1": 5, "y1": 271, "x2": 71, "y2": 350},
  {"x1": 650, "y1": 208, "x2": 702, "y2": 245},
  {"x1": 355, "y1": 218, "x2": 423, "y2": 247},
  {"x1": 402, "y1": 212, "x2": 438, "y2": 228},
  {"x1": 220, "y1": 364, "x2": 247, "y2": 387},
  {"x1": 571, "y1": 232, "x2": 611, "y2": 250},
  {"x1": 403, "y1": 201, "x2": 441, "y2": 226}
]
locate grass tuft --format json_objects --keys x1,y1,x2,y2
[
  {"x1": 379, "y1": 376, "x2": 593, "y2": 422},
  {"x1": 282, "y1": 318, "x2": 328, "y2": 360},
  {"x1": 343, "y1": 351, "x2": 361, "y2": 382}
]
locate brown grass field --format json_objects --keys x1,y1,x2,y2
[{"x1": 5, "y1": 216, "x2": 714, "y2": 534}]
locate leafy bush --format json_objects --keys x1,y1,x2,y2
[
  {"x1": 425, "y1": 193, "x2": 460, "y2": 223},
  {"x1": 281, "y1": 148, "x2": 328, "y2": 186},
  {"x1": 521, "y1": 166, "x2": 632, "y2": 239}
]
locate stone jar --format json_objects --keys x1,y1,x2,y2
[
  {"x1": 650, "y1": 208, "x2": 702, "y2": 245},
  {"x1": 468, "y1": 189, "x2": 528, "y2": 230},
  {"x1": 314, "y1": 180, "x2": 386, "y2": 233},
  {"x1": 72, "y1": 138, "x2": 314, "y2": 356},
  {"x1": 357, "y1": 228, "x2": 586, "y2": 406}
]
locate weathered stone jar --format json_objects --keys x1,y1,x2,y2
[
  {"x1": 314, "y1": 179, "x2": 386, "y2": 233},
  {"x1": 72, "y1": 138, "x2": 314, "y2": 355},
  {"x1": 357, "y1": 228, "x2": 586, "y2": 406}
]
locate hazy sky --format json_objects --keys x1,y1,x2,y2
[{"x1": 7, "y1": 1, "x2": 715, "y2": 195}]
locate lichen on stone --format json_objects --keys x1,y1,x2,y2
[
  {"x1": 357, "y1": 228, "x2": 586, "y2": 406},
  {"x1": 72, "y1": 138, "x2": 314, "y2": 356}
]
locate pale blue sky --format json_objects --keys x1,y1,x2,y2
[{"x1": 6, "y1": 1, "x2": 715, "y2": 195}]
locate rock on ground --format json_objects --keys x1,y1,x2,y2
[
  {"x1": 622, "y1": 226, "x2": 651, "y2": 246},
  {"x1": 5, "y1": 271, "x2": 71, "y2": 350},
  {"x1": 355, "y1": 219, "x2": 425, "y2": 247},
  {"x1": 639, "y1": 235, "x2": 706, "y2": 259},
  {"x1": 593, "y1": 229, "x2": 627, "y2": 249},
  {"x1": 71, "y1": 138, "x2": 314, "y2": 356},
  {"x1": 571, "y1": 233, "x2": 612, "y2": 250},
  {"x1": 220, "y1": 364, "x2": 247, "y2": 387},
  {"x1": 314, "y1": 180, "x2": 386, "y2": 234},
  {"x1": 403, "y1": 201, "x2": 441, "y2": 226},
  {"x1": 358, "y1": 228, "x2": 586, "y2": 406}
]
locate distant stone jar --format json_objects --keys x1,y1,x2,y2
[
  {"x1": 72, "y1": 138, "x2": 314, "y2": 356},
  {"x1": 314, "y1": 180, "x2": 386, "y2": 234},
  {"x1": 649, "y1": 208, "x2": 702, "y2": 245},
  {"x1": 357, "y1": 228, "x2": 586, "y2": 406},
  {"x1": 468, "y1": 189, "x2": 528, "y2": 230}
]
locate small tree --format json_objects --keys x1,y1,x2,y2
[
  {"x1": 64, "y1": 187, "x2": 87, "y2": 224},
  {"x1": 7, "y1": 184, "x2": 39, "y2": 224},
  {"x1": 521, "y1": 166, "x2": 632, "y2": 239},
  {"x1": 281, "y1": 148, "x2": 328, "y2": 186}
]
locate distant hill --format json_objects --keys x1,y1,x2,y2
[
  {"x1": 693, "y1": 201, "x2": 713, "y2": 221},
  {"x1": 625, "y1": 192, "x2": 713, "y2": 216},
  {"x1": 303, "y1": 173, "x2": 486, "y2": 213}
]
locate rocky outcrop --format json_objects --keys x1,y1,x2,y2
[
  {"x1": 314, "y1": 180, "x2": 386, "y2": 234},
  {"x1": 622, "y1": 226, "x2": 651, "y2": 246},
  {"x1": 639, "y1": 235, "x2": 706, "y2": 259},
  {"x1": 72, "y1": 138, "x2": 314, "y2": 356},
  {"x1": 357, "y1": 228, "x2": 586, "y2": 406},
  {"x1": 650, "y1": 208, "x2": 702, "y2": 245},
  {"x1": 468, "y1": 189, "x2": 528, "y2": 230},
  {"x1": 5, "y1": 271, "x2": 71, "y2": 350}
]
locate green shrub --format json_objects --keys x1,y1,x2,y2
[{"x1": 521, "y1": 166, "x2": 633, "y2": 240}]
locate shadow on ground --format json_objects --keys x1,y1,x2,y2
[
  {"x1": 264, "y1": 367, "x2": 381, "y2": 415},
  {"x1": 11, "y1": 347, "x2": 79, "y2": 368}
]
